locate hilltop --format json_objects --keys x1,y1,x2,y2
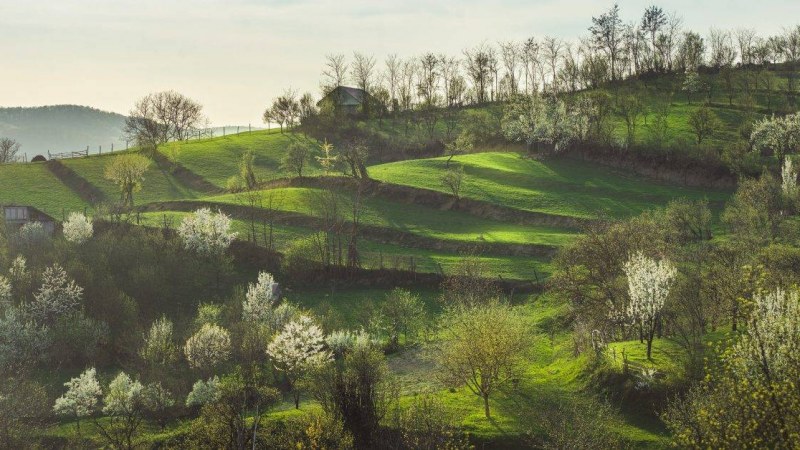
[{"x1": 0, "y1": 105, "x2": 127, "y2": 158}]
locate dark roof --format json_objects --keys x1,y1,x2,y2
[{"x1": 317, "y1": 86, "x2": 370, "y2": 107}]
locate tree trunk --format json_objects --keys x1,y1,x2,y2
[{"x1": 483, "y1": 394, "x2": 491, "y2": 418}]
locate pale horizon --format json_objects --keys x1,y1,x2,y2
[{"x1": 2, "y1": 0, "x2": 799, "y2": 126}]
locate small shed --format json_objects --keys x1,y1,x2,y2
[{"x1": 2, "y1": 205, "x2": 56, "y2": 234}]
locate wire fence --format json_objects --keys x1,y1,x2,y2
[{"x1": 6, "y1": 124, "x2": 270, "y2": 164}]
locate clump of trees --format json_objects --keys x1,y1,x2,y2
[{"x1": 124, "y1": 91, "x2": 205, "y2": 152}]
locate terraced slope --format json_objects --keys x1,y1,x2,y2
[
  {"x1": 137, "y1": 211, "x2": 551, "y2": 280},
  {"x1": 204, "y1": 187, "x2": 579, "y2": 247},
  {"x1": 159, "y1": 130, "x2": 322, "y2": 188},
  {"x1": 61, "y1": 152, "x2": 204, "y2": 205},
  {"x1": 370, "y1": 152, "x2": 731, "y2": 219},
  {"x1": 0, "y1": 162, "x2": 88, "y2": 217}
]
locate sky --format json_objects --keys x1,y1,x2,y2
[{"x1": 1, "y1": 0, "x2": 799, "y2": 126}]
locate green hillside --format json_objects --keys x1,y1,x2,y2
[{"x1": 370, "y1": 152, "x2": 730, "y2": 219}]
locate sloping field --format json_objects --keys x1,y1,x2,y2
[
  {"x1": 0, "y1": 162, "x2": 88, "y2": 217},
  {"x1": 159, "y1": 130, "x2": 322, "y2": 188},
  {"x1": 60, "y1": 152, "x2": 204, "y2": 206},
  {"x1": 370, "y1": 152, "x2": 731, "y2": 219},
  {"x1": 137, "y1": 211, "x2": 550, "y2": 280},
  {"x1": 205, "y1": 187, "x2": 579, "y2": 247}
]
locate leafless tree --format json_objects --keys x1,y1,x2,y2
[
  {"x1": 500, "y1": 41, "x2": 521, "y2": 96},
  {"x1": 589, "y1": 4, "x2": 624, "y2": 81},
  {"x1": 124, "y1": 91, "x2": 204, "y2": 152},
  {"x1": 399, "y1": 59, "x2": 418, "y2": 111},
  {"x1": 417, "y1": 53, "x2": 439, "y2": 106},
  {"x1": 487, "y1": 46, "x2": 500, "y2": 101},
  {"x1": 351, "y1": 52, "x2": 377, "y2": 115},
  {"x1": 385, "y1": 54, "x2": 402, "y2": 111},
  {"x1": 463, "y1": 43, "x2": 492, "y2": 104},
  {"x1": 439, "y1": 55, "x2": 461, "y2": 107},
  {"x1": 543, "y1": 36, "x2": 564, "y2": 93},
  {"x1": 521, "y1": 37, "x2": 540, "y2": 94},
  {"x1": 0, "y1": 138, "x2": 21, "y2": 163},
  {"x1": 321, "y1": 54, "x2": 348, "y2": 95},
  {"x1": 735, "y1": 28, "x2": 757, "y2": 66},
  {"x1": 709, "y1": 28, "x2": 737, "y2": 68}
]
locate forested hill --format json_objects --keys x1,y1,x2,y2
[{"x1": 0, "y1": 105, "x2": 126, "y2": 158}]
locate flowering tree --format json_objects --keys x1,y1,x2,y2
[
  {"x1": 750, "y1": 113, "x2": 800, "y2": 161},
  {"x1": 0, "y1": 306, "x2": 50, "y2": 374},
  {"x1": 242, "y1": 271, "x2": 279, "y2": 323},
  {"x1": 502, "y1": 94, "x2": 578, "y2": 154},
  {"x1": 62, "y1": 212, "x2": 94, "y2": 244},
  {"x1": 184, "y1": 323, "x2": 231, "y2": 373},
  {"x1": 623, "y1": 252, "x2": 677, "y2": 359},
  {"x1": 178, "y1": 208, "x2": 237, "y2": 257},
  {"x1": 104, "y1": 154, "x2": 151, "y2": 207},
  {"x1": 139, "y1": 316, "x2": 178, "y2": 367},
  {"x1": 665, "y1": 289, "x2": 800, "y2": 447},
  {"x1": 782, "y1": 157, "x2": 798, "y2": 199},
  {"x1": 0, "y1": 275, "x2": 10, "y2": 305},
  {"x1": 16, "y1": 221, "x2": 47, "y2": 246},
  {"x1": 267, "y1": 315, "x2": 331, "y2": 408},
  {"x1": 28, "y1": 264, "x2": 83, "y2": 325},
  {"x1": 186, "y1": 376, "x2": 221, "y2": 407},
  {"x1": 53, "y1": 367, "x2": 102, "y2": 439},
  {"x1": 96, "y1": 372, "x2": 146, "y2": 450}
]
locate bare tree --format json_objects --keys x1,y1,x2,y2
[
  {"x1": 709, "y1": 28, "x2": 737, "y2": 69},
  {"x1": 463, "y1": 44, "x2": 492, "y2": 104},
  {"x1": 521, "y1": 37, "x2": 541, "y2": 94},
  {"x1": 589, "y1": 4, "x2": 624, "y2": 81},
  {"x1": 0, "y1": 138, "x2": 21, "y2": 163},
  {"x1": 321, "y1": 54, "x2": 348, "y2": 95},
  {"x1": 351, "y1": 52, "x2": 377, "y2": 116},
  {"x1": 661, "y1": 12, "x2": 684, "y2": 71},
  {"x1": 439, "y1": 55, "x2": 462, "y2": 107},
  {"x1": 264, "y1": 90, "x2": 300, "y2": 133},
  {"x1": 641, "y1": 5, "x2": 667, "y2": 71},
  {"x1": 124, "y1": 91, "x2": 204, "y2": 152},
  {"x1": 500, "y1": 41, "x2": 520, "y2": 96},
  {"x1": 735, "y1": 28, "x2": 757, "y2": 66},
  {"x1": 417, "y1": 53, "x2": 439, "y2": 106},
  {"x1": 384, "y1": 54, "x2": 402, "y2": 112},
  {"x1": 543, "y1": 36, "x2": 564, "y2": 93},
  {"x1": 399, "y1": 59, "x2": 418, "y2": 111}
]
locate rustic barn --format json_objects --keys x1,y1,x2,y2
[
  {"x1": 2, "y1": 205, "x2": 56, "y2": 234},
  {"x1": 317, "y1": 86, "x2": 371, "y2": 114}
]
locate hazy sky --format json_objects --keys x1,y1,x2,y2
[{"x1": 2, "y1": 0, "x2": 799, "y2": 125}]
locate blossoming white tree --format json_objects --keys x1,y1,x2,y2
[
  {"x1": 750, "y1": 113, "x2": 800, "y2": 161},
  {"x1": 53, "y1": 367, "x2": 102, "y2": 439},
  {"x1": 28, "y1": 264, "x2": 83, "y2": 325},
  {"x1": 623, "y1": 252, "x2": 677, "y2": 360},
  {"x1": 267, "y1": 315, "x2": 331, "y2": 408},
  {"x1": 177, "y1": 208, "x2": 237, "y2": 257},
  {"x1": 184, "y1": 323, "x2": 231, "y2": 373},
  {"x1": 95, "y1": 372, "x2": 147, "y2": 450},
  {"x1": 62, "y1": 212, "x2": 94, "y2": 244},
  {"x1": 0, "y1": 275, "x2": 10, "y2": 305},
  {"x1": 734, "y1": 289, "x2": 800, "y2": 375},
  {"x1": 185, "y1": 376, "x2": 220, "y2": 407},
  {"x1": 782, "y1": 157, "x2": 798, "y2": 198},
  {"x1": 139, "y1": 316, "x2": 178, "y2": 366},
  {"x1": 242, "y1": 271, "x2": 279, "y2": 323}
]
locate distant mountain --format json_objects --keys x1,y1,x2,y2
[{"x1": 0, "y1": 105, "x2": 127, "y2": 158}]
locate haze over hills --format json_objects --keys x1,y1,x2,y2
[{"x1": 0, "y1": 105, "x2": 127, "y2": 158}]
